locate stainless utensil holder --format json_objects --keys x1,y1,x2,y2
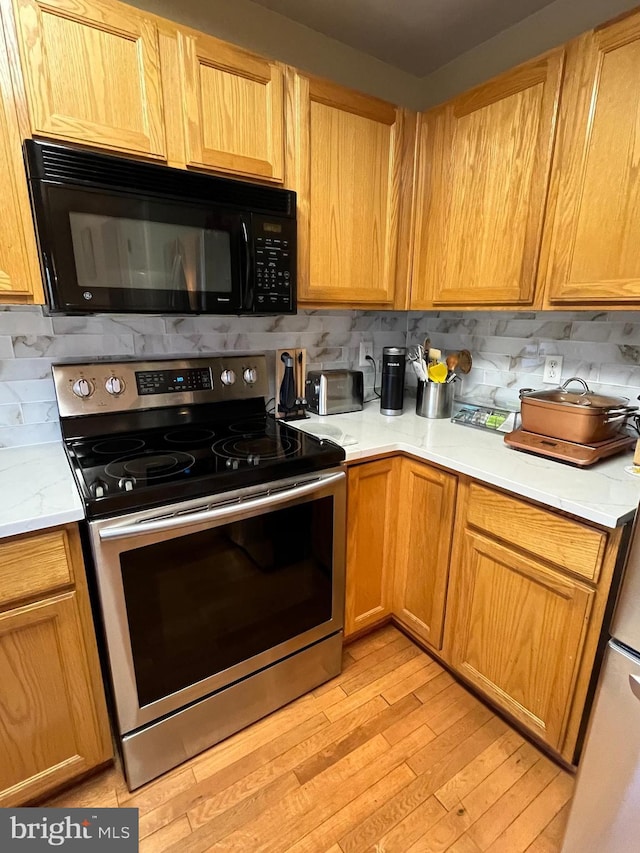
[{"x1": 416, "y1": 381, "x2": 455, "y2": 419}]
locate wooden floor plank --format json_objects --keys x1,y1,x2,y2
[
  {"x1": 341, "y1": 643, "x2": 424, "y2": 695},
  {"x1": 382, "y1": 659, "x2": 442, "y2": 704},
  {"x1": 485, "y1": 772, "x2": 574, "y2": 853},
  {"x1": 185, "y1": 698, "x2": 390, "y2": 833},
  {"x1": 324, "y1": 654, "x2": 432, "y2": 722},
  {"x1": 376, "y1": 795, "x2": 447, "y2": 852},
  {"x1": 435, "y1": 729, "x2": 525, "y2": 811},
  {"x1": 284, "y1": 762, "x2": 416, "y2": 853},
  {"x1": 466, "y1": 758, "x2": 561, "y2": 850},
  {"x1": 293, "y1": 693, "x2": 421, "y2": 786},
  {"x1": 139, "y1": 815, "x2": 192, "y2": 853},
  {"x1": 41, "y1": 626, "x2": 572, "y2": 853},
  {"x1": 525, "y1": 802, "x2": 572, "y2": 853},
  {"x1": 461, "y1": 741, "x2": 542, "y2": 823},
  {"x1": 339, "y1": 710, "x2": 502, "y2": 853}
]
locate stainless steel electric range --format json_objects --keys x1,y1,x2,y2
[{"x1": 52, "y1": 355, "x2": 346, "y2": 790}]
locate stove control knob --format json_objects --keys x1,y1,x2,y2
[
  {"x1": 243, "y1": 367, "x2": 258, "y2": 385},
  {"x1": 220, "y1": 369, "x2": 236, "y2": 386},
  {"x1": 90, "y1": 479, "x2": 108, "y2": 498},
  {"x1": 72, "y1": 378, "x2": 94, "y2": 398},
  {"x1": 105, "y1": 376, "x2": 125, "y2": 396},
  {"x1": 250, "y1": 454, "x2": 260, "y2": 466},
  {"x1": 118, "y1": 477, "x2": 136, "y2": 492},
  {"x1": 225, "y1": 458, "x2": 239, "y2": 470}
]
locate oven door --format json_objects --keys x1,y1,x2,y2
[
  {"x1": 33, "y1": 182, "x2": 248, "y2": 314},
  {"x1": 87, "y1": 469, "x2": 346, "y2": 735}
]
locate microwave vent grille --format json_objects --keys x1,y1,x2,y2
[{"x1": 28, "y1": 141, "x2": 294, "y2": 217}]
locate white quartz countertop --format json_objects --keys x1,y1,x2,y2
[
  {"x1": 291, "y1": 403, "x2": 640, "y2": 529},
  {"x1": 0, "y1": 442, "x2": 84, "y2": 539},
  {"x1": 1, "y1": 403, "x2": 639, "y2": 539}
]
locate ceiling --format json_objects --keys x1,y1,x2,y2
[{"x1": 250, "y1": 0, "x2": 557, "y2": 76}]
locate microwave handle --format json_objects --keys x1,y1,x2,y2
[{"x1": 240, "y1": 217, "x2": 253, "y2": 311}]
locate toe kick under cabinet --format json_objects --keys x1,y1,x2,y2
[
  {"x1": 345, "y1": 457, "x2": 628, "y2": 764},
  {"x1": 0, "y1": 524, "x2": 112, "y2": 806}
]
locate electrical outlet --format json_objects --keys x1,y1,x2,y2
[
  {"x1": 359, "y1": 341, "x2": 374, "y2": 367},
  {"x1": 543, "y1": 355, "x2": 563, "y2": 384}
]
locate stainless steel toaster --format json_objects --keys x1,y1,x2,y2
[{"x1": 305, "y1": 370, "x2": 364, "y2": 415}]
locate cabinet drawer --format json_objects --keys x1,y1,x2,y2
[
  {"x1": 466, "y1": 483, "x2": 606, "y2": 582},
  {"x1": 0, "y1": 529, "x2": 74, "y2": 609}
]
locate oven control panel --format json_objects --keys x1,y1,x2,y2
[{"x1": 52, "y1": 356, "x2": 269, "y2": 418}]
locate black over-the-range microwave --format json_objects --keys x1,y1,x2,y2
[{"x1": 23, "y1": 140, "x2": 297, "y2": 315}]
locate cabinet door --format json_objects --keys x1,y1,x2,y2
[
  {"x1": 448, "y1": 529, "x2": 593, "y2": 751},
  {"x1": 0, "y1": 591, "x2": 112, "y2": 806},
  {"x1": 12, "y1": 0, "x2": 165, "y2": 158},
  {"x1": 542, "y1": 14, "x2": 640, "y2": 304},
  {"x1": 411, "y1": 50, "x2": 564, "y2": 308},
  {"x1": 0, "y1": 3, "x2": 42, "y2": 303},
  {"x1": 289, "y1": 71, "x2": 403, "y2": 306},
  {"x1": 345, "y1": 459, "x2": 397, "y2": 637},
  {"x1": 179, "y1": 30, "x2": 283, "y2": 181},
  {"x1": 393, "y1": 459, "x2": 457, "y2": 649}
]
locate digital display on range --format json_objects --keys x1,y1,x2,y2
[{"x1": 136, "y1": 367, "x2": 213, "y2": 395}]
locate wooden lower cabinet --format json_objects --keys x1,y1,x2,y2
[
  {"x1": 446, "y1": 527, "x2": 593, "y2": 752},
  {"x1": 345, "y1": 458, "x2": 397, "y2": 637},
  {"x1": 0, "y1": 525, "x2": 111, "y2": 806},
  {"x1": 393, "y1": 458, "x2": 457, "y2": 649},
  {"x1": 444, "y1": 480, "x2": 623, "y2": 762},
  {"x1": 345, "y1": 459, "x2": 625, "y2": 763}
]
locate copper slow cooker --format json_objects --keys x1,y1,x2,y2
[{"x1": 519, "y1": 377, "x2": 638, "y2": 444}]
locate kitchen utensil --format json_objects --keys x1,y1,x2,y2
[
  {"x1": 408, "y1": 346, "x2": 428, "y2": 382},
  {"x1": 428, "y1": 347, "x2": 442, "y2": 364},
  {"x1": 519, "y1": 377, "x2": 637, "y2": 444},
  {"x1": 457, "y1": 350, "x2": 472, "y2": 374},
  {"x1": 427, "y1": 362, "x2": 448, "y2": 383},
  {"x1": 416, "y1": 380, "x2": 455, "y2": 418},
  {"x1": 446, "y1": 353, "x2": 459, "y2": 374}
]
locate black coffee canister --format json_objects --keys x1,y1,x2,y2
[{"x1": 380, "y1": 346, "x2": 406, "y2": 416}]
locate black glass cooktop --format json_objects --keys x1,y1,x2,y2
[{"x1": 65, "y1": 412, "x2": 344, "y2": 518}]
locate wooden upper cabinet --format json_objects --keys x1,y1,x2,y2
[
  {"x1": 0, "y1": 1, "x2": 43, "y2": 303},
  {"x1": 177, "y1": 30, "x2": 284, "y2": 181},
  {"x1": 411, "y1": 50, "x2": 564, "y2": 308},
  {"x1": 12, "y1": 0, "x2": 166, "y2": 158},
  {"x1": 542, "y1": 12, "x2": 640, "y2": 305},
  {"x1": 288, "y1": 70, "x2": 404, "y2": 306}
]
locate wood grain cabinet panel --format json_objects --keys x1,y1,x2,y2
[
  {"x1": 447, "y1": 529, "x2": 593, "y2": 752},
  {"x1": 0, "y1": 524, "x2": 111, "y2": 806},
  {"x1": 0, "y1": 1, "x2": 43, "y2": 303},
  {"x1": 288, "y1": 71, "x2": 403, "y2": 306},
  {"x1": 0, "y1": 528, "x2": 74, "y2": 609},
  {"x1": 393, "y1": 459, "x2": 457, "y2": 649},
  {"x1": 178, "y1": 30, "x2": 284, "y2": 181},
  {"x1": 542, "y1": 11, "x2": 640, "y2": 304},
  {"x1": 12, "y1": 0, "x2": 166, "y2": 158},
  {"x1": 465, "y1": 483, "x2": 607, "y2": 582},
  {"x1": 345, "y1": 459, "x2": 397, "y2": 637},
  {"x1": 411, "y1": 49, "x2": 564, "y2": 308}
]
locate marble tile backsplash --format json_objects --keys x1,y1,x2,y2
[
  {"x1": 409, "y1": 311, "x2": 640, "y2": 411},
  {"x1": 1, "y1": 306, "x2": 640, "y2": 446},
  {"x1": 0, "y1": 307, "x2": 406, "y2": 447}
]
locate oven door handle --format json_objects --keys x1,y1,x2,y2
[{"x1": 98, "y1": 471, "x2": 344, "y2": 541}]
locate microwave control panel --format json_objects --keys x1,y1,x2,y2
[{"x1": 253, "y1": 216, "x2": 295, "y2": 311}]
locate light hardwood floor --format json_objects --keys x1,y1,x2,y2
[{"x1": 44, "y1": 626, "x2": 574, "y2": 852}]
